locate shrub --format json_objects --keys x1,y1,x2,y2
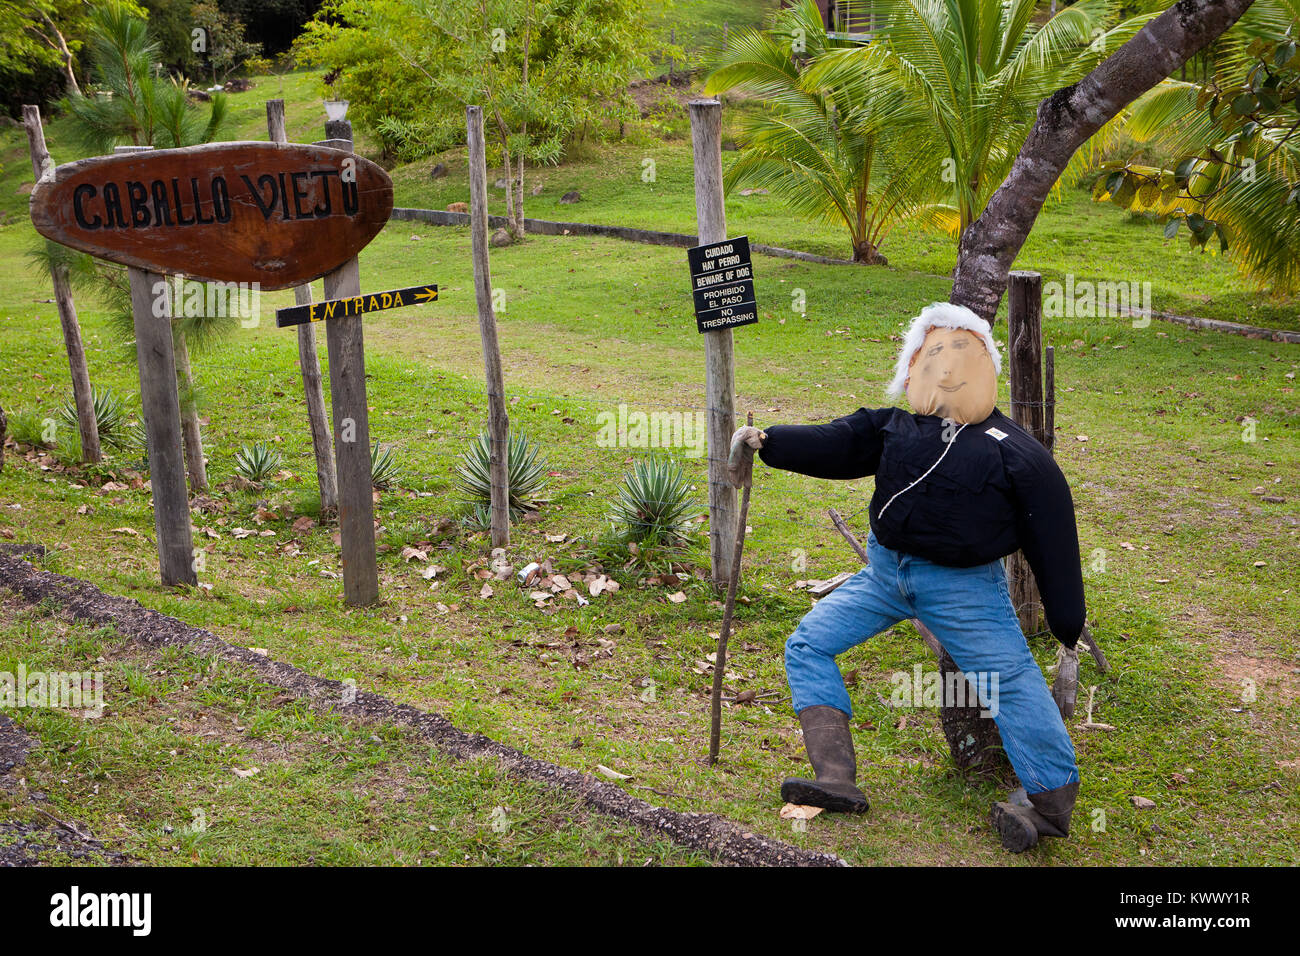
[
  {"x1": 371, "y1": 441, "x2": 402, "y2": 489},
  {"x1": 607, "y1": 456, "x2": 697, "y2": 547},
  {"x1": 58, "y1": 387, "x2": 134, "y2": 451},
  {"x1": 455, "y1": 431, "x2": 547, "y2": 523},
  {"x1": 234, "y1": 441, "x2": 281, "y2": 483}
]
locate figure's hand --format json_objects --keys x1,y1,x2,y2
[{"x1": 727, "y1": 426, "x2": 767, "y2": 488}]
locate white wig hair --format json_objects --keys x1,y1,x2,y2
[{"x1": 886, "y1": 302, "x2": 1002, "y2": 398}]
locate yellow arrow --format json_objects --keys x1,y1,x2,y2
[{"x1": 415, "y1": 287, "x2": 437, "y2": 302}]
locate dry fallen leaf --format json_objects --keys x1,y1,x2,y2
[
  {"x1": 666, "y1": 591, "x2": 687, "y2": 604},
  {"x1": 479, "y1": 583, "x2": 494, "y2": 599},
  {"x1": 232, "y1": 767, "x2": 260, "y2": 779},
  {"x1": 595, "y1": 764, "x2": 631, "y2": 781},
  {"x1": 111, "y1": 527, "x2": 139, "y2": 536},
  {"x1": 1131, "y1": 796, "x2": 1156, "y2": 809},
  {"x1": 779, "y1": 803, "x2": 823, "y2": 821},
  {"x1": 400, "y1": 546, "x2": 428, "y2": 563}
]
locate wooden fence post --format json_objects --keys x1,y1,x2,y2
[
  {"x1": 317, "y1": 119, "x2": 379, "y2": 606},
  {"x1": 22, "y1": 105, "x2": 101, "y2": 464},
  {"x1": 267, "y1": 98, "x2": 339, "y2": 515},
  {"x1": 467, "y1": 105, "x2": 511, "y2": 549},
  {"x1": 115, "y1": 145, "x2": 196, "y2": 587},
  {"x1": 689, "y1": 99, "x2": 737, "y2": 590},
  {"x1": 1007, "y1": 270, "x2": 1046, "y2": 634}
]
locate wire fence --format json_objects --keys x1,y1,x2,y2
[{"x1": 145, "y1": 357, "x2": 886, "y2": 583}]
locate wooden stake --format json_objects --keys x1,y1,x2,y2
[
  {"x1": 467, "y1": 105, "x2": 511, "y2": 549},
  {"x1": 268, "y1": 98, "x2": 338, "y2": 515},
  {"x1": 689, "y1": 99, "x2": 737, "y2": 591},
  {"x1": 22, "y1": 105, "x2": 101, "y2": 464},
  {"x1": 317, "y1": 121, "x2": 379, "y2": 606},
  {"x1": 1006, "y1": 270, "x2": 1045, "y2": 634},
  {"x1": 1044, "y1": 344, "x2": 1056, "y2": 455},
  {"x1": 709, "y1": 412, "x2": 753, "y2": 765}
]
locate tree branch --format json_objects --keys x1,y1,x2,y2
[{"x1": 951, "y1": 0, "x2": 1259, "y2": 321}]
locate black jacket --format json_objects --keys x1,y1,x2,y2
[{"x1": 759, "y1": 406, "x2": 1086, "y2": 648}]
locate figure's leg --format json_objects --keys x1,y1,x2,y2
[
  {"x1": 907, "y1": 557, "x2": 1080, "y2": 850},
  {"x1": 781, "y1": 539, "x2": 912, "y2": 812}
]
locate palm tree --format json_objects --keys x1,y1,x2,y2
[
  {"x1": 60, "y1": 1, "x2": 231, "y2": 492},
  {"x1": 1085, "y1": 0, "x2": 1300, "y2": 293},
  {"x1": 807, "y1": 0, "x2": 1149, "y2": 240},
  {"x1": 704, "y1": 0, "x2": 956, "y2": 263}
]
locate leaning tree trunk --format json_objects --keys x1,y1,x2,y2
[
  {"x1": 171, "y1": 326, "x2": 209, "y2": 493},
  {"x1": 951, "y1": 0, "x2": 1258, "y2": 322},
  {"x1": 37, "y1": 12, "x2": 81, "y2": 97}
]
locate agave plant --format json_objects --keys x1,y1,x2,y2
[
  {"x1": 59, "y1": 387, "x2": 133, "y2": 451},
  {"x1": 234, "y1": 442, "x2": 282, "y2": 483},
  {"x1": 371, "y1": 441, "x2": 402, "y2": 489},
  {"x1": 608, "y1": 456, "x2": 698, "y2": 547},
  {"x1": 455, "y1": 431, "x2": 548, "y2": 521}
]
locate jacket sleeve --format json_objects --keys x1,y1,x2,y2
[
  {"x1": 1006, "y1": 443, "x2": 1086, "y2": 649},
  {"x1": 757, "y1": 407, "x2": 889, "y2": 480}
]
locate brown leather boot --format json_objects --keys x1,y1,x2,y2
[
  {"x1": 780, "y1": 705, "x2": 869, "y2": 813},
  {"x1": 991, "y1": 781, "x2": 1079, "y2": 852}
]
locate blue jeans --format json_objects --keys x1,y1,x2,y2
[{"x1": 785, "y1": 533, "x2": 1078, "y2": 794}]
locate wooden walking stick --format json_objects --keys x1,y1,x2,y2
[{"x1": 709, "y1": 412, "x2": 755, "y2": 765}]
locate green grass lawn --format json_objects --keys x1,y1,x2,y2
[
  {"x1": 0, "y1": 64, "x2": 1297, "y2": 866},
  {"x1": 0, "y1": 598, "x2": 703, "y2": 865}
]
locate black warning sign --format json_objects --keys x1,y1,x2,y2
[{"x1": 686, "y1": 235, "x2": 758, "y2": 334}]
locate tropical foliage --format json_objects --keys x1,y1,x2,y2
[
  {"x1": 60, "y1": 1, "x2": 229, "y2": 152},
  {"x1": 295, "y1": 0, "x2": 661, "y2": 234},
  {"x1": 1089, "y1": 0, "x2": 1300, "y2": 292},
  {"x1": 705, "y1": 0, "x2": 954, "y2": 263}
]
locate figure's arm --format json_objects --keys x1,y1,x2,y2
[
  {"x1": 1007, "y1": 445, "x2": 1087, "y2": 649},
  {"x1": 756, "y1": 407, "x2": 891, "y2": 480}
]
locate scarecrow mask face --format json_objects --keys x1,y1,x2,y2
[{"x1": 904, "y1": 326, "x2": 998, "y2": 424}]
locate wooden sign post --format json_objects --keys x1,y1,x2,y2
[
  {"x1": 29, "y1": 141, "x2": 393, "y2": 289},
  {"x1": 114, "y1": 145, "x2": 197, "y2": 588},
  {"x1": 31, "y1": 133, "x2": 394, "y2": 596},
  {"x1": 314, "y1": 118, "x2": 380, "y2": 607},
  {"x1": 688, "y1": 99, "x2": 738, "y2": 591}
]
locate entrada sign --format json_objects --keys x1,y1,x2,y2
[
  {"x1": 276, "y1": 284, "x2": 438, "y2": 327},
  {"x1": 29, "y1": 141, "x2": 393, "y2": 290}
]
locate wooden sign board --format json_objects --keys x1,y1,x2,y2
[
  {"x1": 29, "y1": 141, "x2": 393, "y2": 291},
  {"x1": 276, "y1": 284, "x2": 438, "y2": 327},
  {"x1": 687, "y1": 235, "x2": 758, "y2": 333}
]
